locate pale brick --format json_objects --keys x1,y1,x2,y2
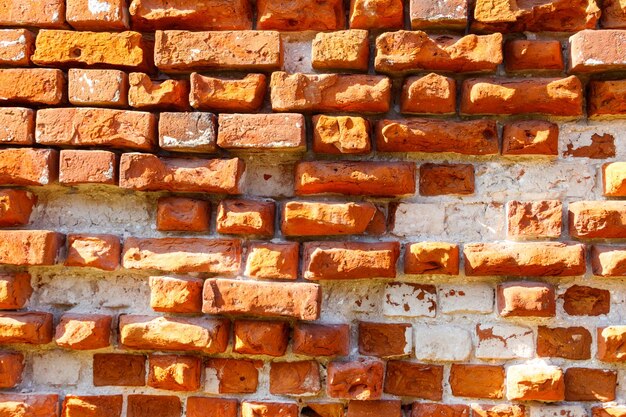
[
  {"x1": 413, "y1": 325, "x2": 472, "y2": 361},
  {"x1": 382, "y1": 282, "x2": 437, "y2": 317},
  {"x1": 439, "y1": 284, "x2": 494, "y2": 314},
  {"x1": 476, "y1": 323, "x2": 534, "y2": 359}
]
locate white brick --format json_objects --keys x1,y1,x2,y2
[
  {"x1": 439, "y1": 283, "x2": 494, "y2": 314},
  {"x1": 413, "y1": 325, "x2": 472, "y2": 361},
  {"x1": 529, "y1": 405, "x2": 587, "y2": 417},
  {"x1": 393, "y1": 203, "x2": 445, "y2": 237},
  {"x1": 476, "y1": 323, "x2": 534, "y2": 359},
  {"x1": 33, "y1": 351, "x2": 82, "y2": 386},
  {"x1": 383, "y1": 282, "x2": 436, "y2": 317}
]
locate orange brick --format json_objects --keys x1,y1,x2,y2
[
  {"x1": 0, "y1": 29, "x2": 34, "y2": 66},
  {"x1": 256, "y1": 0, "x2": 344, "y2": 30},
  {"x1": 570, "y1": 30, "x2": 626, "y2": 73},
  {"x1": 537, "y1": 326, "x2": 592, "y2": 360},
  {"x1": 350, "y1": 0, "x2": 403, "y2": 29},
  {"x1": 569, "y1": 201, "x2": 626, "y2": 239},
  {"x1": 156, "y1": 197, "x2": 210, "y2": 232},
  {"x1": 0, "y1": 189, "x2": 36, "y2": 227},
  {"x1": 148, "y1": 354, "x2": 201, "y2": 391},
  {"x1": 217, "y1": 114, "x2": 305, "y2": 152},
  {"x1": 270, "y1": 361, "x2": 321, "y2": 395},
  {"x1": 0, "y1": 273, "x2": 32, "y2": 310},
  {"x1": 327, "y1": 359, "x2": 384, "y2": 400},
  {"x1": 282, "y1": 201, "x2": 377, "y2": 236},
  {"x1": 59, "y1": 150, "x2": 118, "y2": 185},
  {"x1": 410, "y1": 0, "x2": 467, "y2": 30},
  {"x1": 347, "y1": 401, "x2": 401, "y2": 417},
  {"x1": 55, "y1": 313, "x2": 112, "y2": 350},
  {"x1": 401, "y1": 73, "x2": 456, "y2": 114},
  {"x1": 604, "y1": 162, "x2": 626, "y2": 196},
  {"x1": 158, "y1": 112, "x2": 217, "y2": 153},
  {"x1": 602, "y1": 0, "x2": 626, "y2": 28},
  {"x1": 292, "y1": 323, "x2": 350, "y2": 357},
  {"x1": 565, "y1": 367, "x2": 616, "y2": 401},
  {"x1": 0, "y1": 230, "x2": 64, "y2": 266},
  {"x1": 589, "y1": 80, "x2": 626, "y2": 118},
  {"x1": 68, "y1": 69, "x2": 128, "y2": 107},
  {"x1": 0, "y1": 68, "x2": 64, "y2": 105},
  {"x1": 62, "y1": 395, "x2": 122, "y2": 417},
  {"x1": 65, "y1": 234, "x2": 120, "y2": 271},
  {"x1": 598, "y1": 326, "x2": 626, "y2": 362},
  {"x1": 242, "y1": 402, "x2": 298, "y2": 417},
  {"x1": 412, "y1": 405, "x2": 469, "y2": 417},
  {"x1": 149, "y1": 276, "x2": 203, "y2": 313},
  {"x1": 0, "y1": 108, "x2": 34, "y2": 145},
  {"x1": 127, "y1": 395, "x2": 181, "y2": 417},
  {"x1": 592, "y1": 245, "x2": 626, "y2": 276},
  {"x1": 245, "y1": 242, "x2": 299, "y2": 280},
  {"x1": 358, "y1": 322, "x2": 411, "y2": 358},
  {"x1": 507, "y1": 200, "x2": 562, "y2": 239},
  {"x1": 187, "y1": 398, "x2": 238, "y2": 417},
  {"x1": 384, "y1": 361, "x2": 443, "y2": 400},
  {"x1": 505, "y1": 40, "x2": 564, "y2": 72},
  {"x1": 502, "y1": 120, "x2": 559, "y2": 156},
  {"x1": 205, "y1": 358, "x2": 260, "y2": 394},
  {"x1": 506, "y1": 365, "x2": 564, "y2": 401},
  {"x1": 420, "y1": 163, "x2": 474, "y2": 195},
  {"x1": 0, "y1": 0, "x2": 65, "y2": 28},
  {"x1": 128, "y1": 73, "x2": 189, "y2": 110},
  {"x1": 216, "y1": 199, "x2": 275, "y2": 236},
  {"x1": 0, "y1": 312, "x2": 53, "y2": 344},
  {"x1": 405, "y1": 242, "x2": 459, "y2": 275},
  {"x1": 66, "y1": 0, "x2": 128, "y2": 30},
  {"x1": 0, "y1": 394, "x2": 59, "y2": 417},
  {"x1": 312, "y1": 115, "x2": 371, "y2": 154},
  {"x1": 93, "y1": 353, "x2": 146, "y2": 386},
  {"x1": 471, "y1": 404, "x2": 525, "y2": 417},
  {"x1": 233, "y1": 319, "x2": 289, "y2": 356},
  {"x1": 190, "y1": 73, "x2": 266, "y2": 112},
  {"x1": 497, "y1": 282, "x2": 556, "y2": 318},
  {"x1": 563, "y1": 285, "x2": 609, "y2": 316},
  {"x1": 449, "y1": 364, "x2": 505, "y2": 399},
  {"x1": 304, "y1": 403, "x2": 344, "y2": 417},
  {"x1": 312, "y1": 30, "x2": 369, "y2": 71},
  {"x1": 0, "y1": 352, "x2": 23, "y2": 388}
]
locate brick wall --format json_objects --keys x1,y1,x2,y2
[{"x1": 1, "y1": 0, "x2": 626, "y2": 416}]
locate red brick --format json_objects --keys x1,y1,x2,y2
[
  {"x1": 0, "y1": 352, "x2": 23, "y2": 388},
  {"x1": 505, "y1": 40, "x2": 564, "y2": 72},
  {"x1": 295, "y1": 161, "x2": 416, "y2": 197},
  {"x1": 155, "y1": 30, "x2": 282, "y2": 72},
  {"x1": 507, "y1": 200, "x2": 562, "y2": 239},
  {"x1": 0, "y1": 108, "x2": 34, "y2": 145},
  {"x1": 312, "y1": 115, "x2": 371, "y2": 154},
  {"x1": 270, "y1": 361, "x2": 320, "y2": 395},
  {"x1": 282, "y1": 201, "x2": 377, "y2": 236},
  {"x1": 404, "y1": 242, "x2": 460, "y2": 275},
  {"x1": 502, "y1": 120, "x2": 559, "y2": 156},
  {"x1": 461, "y1": 77, "x2": 583, "y2": 116},
  {"x1": 190, "y1": 73, "x2": 266, "y2": 112},
  {"x1": 497, "y1": 282, "x2": 556, "y2": 317},
  {"x1": 158, "y1": 112, "x2": 217, "y2": 153},
  {"x1": 303, "y1": 403, "x2": 345, "y2": 417},
  {"x1": 506, "y1": 365, "x2": 564, "y2": 401},
  {"x1": 128, "y1": 73, "x2": 189, "y2": 111},
  {"x1": 401, "y1": 73, "x2": 456, "y2": 114},
  {"x1": 0, "y1": 230, "x2": 64, "y2": 266},
  {"x1": 0, "y1": 69, "x2": 64, "y2": 105},
  {"x1": 0, "y1": 273, "x2": 32, "y2": 310},
  {"x1": 129, "y1": 0, "x2": 252, "y2": 30},
  {"x1": 384, "y1": 361, "x2": 442, "y2": 400},
  {"x1": 375, "y1": 32, "x2": 502, "y2": 74},
  {"x1": 203, "y1": 278, "x2": 321, "y2": 321},
  {"x1": 293, "y1": 323, "x2": 350, "y2": 357},
  {"x1": 420, "y1": 163, "x2": 474, "y2": 196},
  {"x1": 347, "y1": 401, "x2": 401, "y2": 417},
  {"x1": 412, "y1": 403, "x2": 469, "y2": 417},
  {"x1": 563, "y1": 285, "x2": 610, "y2": 316},
  {"x1": 216, "y1": 199, "x2": 274, "y2": 236},
  {"x1": 464, "y1": 242, "x2": 585, "y2": 276},
  {"x1": 0, "y1": 29, "x2": 34, "y2": 66},
  {"x1": 119, "y1": 314, "x2": 230, "y2": 354},
  {"x1": 233, "y1": 319, "x2": 289, "y2": 357},
  {"x1": 350, "y1": 0, "x2": 402, "y2": 29},
  {"x1": 205, "y1": 358, "x2": 260, "y2": 394},
  {"x1": 312, "y1": 30, "x2": 369, "y2": 71},
  {"x1": 127, "y1": 395, "x2": 180, "y2": 417},
  {"x1": 602, "y1": 1, "x2": 626, "y2": 28},
  {"x1": 569, "y1": 201, "x2": 626, "y2": 239},
  {"x1": 55, "y1": 313, "x2": 111, "y2": 350},
  {"x1": 32, "y1": 30, "x2": 151, "y2": 71},
  {"x1": 59, "y1": 150, "x2": 118, "y2": 185},
  {"x1": 0, "y1": 394, "x2": 59, "y2": 417},
  {"x1": 271, "y1": 72, "x2": 390, "y2": 113},
  {"x1": 598, "y1": 326, "x2": 626, "y2": 362},
  {"x1": 570, "y1": 30, "x2": 626, "y2": 73},
  {"x1": 358, "y1": 322, "x2": 411, "y2": 358},
  {"x1": 592, "y1": 245, "x2": 626, "y2": 276},
  {"x1": 156, "y1": 197, "x2": 210, "y2": 232},
  {"x1": 564, "y1": 132, "x2": 616, "y2": 159},
  {"x1": 0, "y1": 0, "x2": 65, "y2": 28},
  {"x1": 62, "y1": 395, "x2": 122, "y2": 417},
  {"x1": 147, "y1": 354, "x2": 201, "y2": 391},
  {"x1": 245, "y1": 242, "x2": 299, "y2": 280},
  {"x1": 604, "y1": 162, "x2": 626, "y2": 196},
  {"x1": 242, "y1": 402, "x2": 298, "y2": 417},
  {"x1": 66, "y1": 0, "x2": 128, "y2": 30},
  {"x1": 376, "y1": 119, "x2": 499, "y2": 155},
  {"x1": 68, "y1": 69, "x2": 128, "y2": 107},
  {"x1": 594, "y1": 408, "x2": 626, "y2": 417},
  {"x1": 303, "y1": 241, "x2": 399, "y2": 280},
  {"x1": 122, "y1": 237, "x2": 241, "y2": 274},
  {"x1": 470, "y1": 405, "x2": 525, "y2": 417},
  {"x1": 410, "y1": 0, "x2": 467, "y2": 29},
  {"x1": 565, "y1": 367, "x2": 616, "y2": 401},
  {"x1": 257, "y1": 0, "x2": 344, "y2": 30},
  {"x1": 37, "y1": 108, "x2": 156, "y2": 151},
  {"x1": 327, "y1": 359, "x2": 384, "y2": 400},
  {"x1": 588, "y1": 80, "x2": 626, "y2": 118},
  {"x1": 0, "y1": 190, "x2": 36, "y2": 227},
  {"x1": 187, "y1": 398, "x2": 238, "y2": 417},
  {"x1": 217, "y1": 113, "x2": 305, "y2": 152},
  {"x1": 119, "y1": 153, "x2": 244, "y2": 194},
  {"x1": 449, "y1": 364, "x2": 505, "y2": 399},
  {"x1": 149, "y1": 276, "x2": 203, "y2": 313},
  {"x1": 0, "y1": 312, "x2": 53, "y2": 344},
  {"x1": 65, "y1": 234, "x2": 120, "y2": 271},
  {"x1": 93, "y1": 353, "x2": 146, "y2": 386},
  {"x1": 537, "y1": 326, "x2": 592, "y2": 360}
]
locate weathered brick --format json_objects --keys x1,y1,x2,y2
[
  {"x1": 497, "y1": 282, "x2": 556, "y2": 317},
  {"x1": 563, "y1": 132, "x2": 616, "y2": 159},
  {"x1": 127, "y1": 395, "x2": 180, "y2": 417},
  {"x1": 375, "y1": 31, "x2": 502, "y2": 74},
  {"x1": 205, "y1": 358, "x2": 260, "y2": 394},
  {"x1": 410, "y1": 0, "x2": 467, "y2": 29},
  {"x1": 604, "y1": 162, "x2": 626, "y2": 196},
  {"x1": 65, "y1": 234, "x2": 120, "y2": 271},
  {"x1": 563, "y1": 285, "x2": 610, "y2": 316},
  {"x1": 282, "y1": 201, "x2": 377, "y2": 236},
  {"x1": 271, "y1": 72, "x2": 391, "y2": 113},
  {"x1": 598, "y1": 326, "x2": 626, "y2": 362},
  {"x1": 0, "y1": 0, "x2": 65, "y2": 27},
  {"x1": 33, "y1": 30, "x2": 151, "y2": 71},
  {"x1": 217, "y1": 113, "x2": 305, "y2": 152},
  {"x1": 327, "y1": 359, "x2": 384, "y2": 400},
  {"x1": 242, "y1": 402, "x2": 298, "y2": 417},
  {"x1": 216, "y1": 199, "x2": 275, "y2": 236},
  {"x1": 62, "y1": 395, "x2": 122, "y2": 417},
  {"x1": 570, "y1": 30, "x2": 626, "y2": 73},
  {"x1": 505, "y1": 40, "x2": 564, "y2": 72},
  {"x1": 190, "y1": 73, "x2": 265, "y2": 112},
  {"x1": 292, "y1": 323, "x2": 350, "y2": 357},
  {"x1": 0, "y1": 230, "x2": 63, "y2": 266},
  {"x1": 464, "y1": 242, "x2": 585, "y2": 276},
  {"x1": 68, "y1": 69, "x2": 128, "y2": 107},
  {"x1": 449, "y1": 364, "x2": 505, "y2": 399},
  {"x1": 122, "y1": 237, "x2": 241, "y2": 274},
  {"x1": 119, "y1": 154, "x2": 244, "y2": 194},
  {"x1": 156, "y1": 197, "x2": 209, "y2": 232},
  {"x1": 158, "y1": 112, "x2": 217, "y2": 153},
  {"x1": 502, "y1": 120, "x2": 559, "y2": 156},
  {"x1": 588, "y1": 80, "x2": 626, "y2": 118},
  {"x1": 506, "y1": 365, "x2": 564, "y2": 401},
  {"x1": 0, "y1": 29, "x2": 34, "y2": 66},
  {"x1": 0, "y1": 190, "x2": 36, "y2": 227},
  {"x1": 155, "y1": 30, "x2": 282, "y2": 72},
  {"x1": 565, "y1": 368, "x2": 616, "y2": 401},
  {"x1": 384, "y1": 361, "x2": 442, "y2": 400},
  {"x1": 303, "y1": 402, "x2": 345, "y2": 417},
  {"x1": 0, "y1": 68, "x2": 64, "y2": 105},
  {"x1": 233, "y1": 319, "x2": 289, "y2": 356},
  {"x1": 0, "y1": 352, "x2": 23, "y2": 388},
  {"x1": 0, "y1": 395, "x2": 59, "y2": 417},
  {"x1": 128, "y1": 73, "x2": 189, "y2": 110},
  {"x1": 257, "y1": 0, "x2": 343, "y2": 30},
  {"x1": 420, "y1": 163, "x2": 474, "y2": 196},
  {"x1": 66, "y1": 0, "x2": 128, "y2": 30},
  {"x1": 507, "y1": 200, "x2": 562, "y2": 239},
  {"x1": 414, "y1": 325, "x2": 472, "y2": 361},
  {"x1": 93, "y1": 353, "x2": 146, "y2": 386},
  {"x1": 0, "y1": 312, "x2": 53, "y2": 344},
  {"x1": 59, "y1": 150, "x2": 118, "y2": 185},
  {"x1": 55, "y1": 313, "x2": 111, "y2": 350},
  {"x1": 312, "y1": 30, "x2": 369, "y2": 71},
  {"x1": 602, "y1": 1, "x2": 626, "y2": 28},
  {"x1": 129, "y1": 0, "x2": 252, "y2": 30},
  {"x1": 476, "y1": 323, "x2": 534, "y2": 359},
  {"x1": 0, "y1": 108, "x2": 33, "y2": 145},
  {"x1": 401, "y1": 73, "x2": 456, "y2": 114},
  {"x1": 119, "y1": 315, "x2": 230, "y2": 354},
  {"x1": 0, "y1": 273, "x2": 32, "y2": 310},
  {"x1": 295, "y1": 161, "x2": 416, "y2": 196},
  {"x1": 347, "y1": 401, "x2": 401, "y2": 417},
  {"x1": 594, "y1": 408, "x2": 626, "y2": 417},
  {"x1": 37, "y1": 108, "x2": 156, "y2": 151},
  {"x1": 376, "y1": 119, "x2": 499, "y2": 155},
  {"x1": 148, "y1": 354, "x2": 201, "y2": 391},
  {"x1": 270, "y1": 361, "x2": 320, "y2": 395},
  {"x1": 471, "y1": 404, "x2": 525, "y2": 417},
  {"x1": 312, "y1": 115, "x2": 370, "y2": 154},
  {"x1": 245, "y1": 242, "x2": 299, "y2": 280},
  {"x1": 592, "y1": 245, "x2": 626, "y2": 276},
  {"x1": 537, "y1": 326, "x2": 592, "y2": 360},
  {"x1": 404, "y1": 242, "x2": 459, "y2": 275},
  {"x1": 439, "y1": 284, "x2": 493, "y2": 314},
  {"x1": 412, "y1": 403, "x2": 469, "y2": 417},
  {"x1": 350, "y1": 0, "x2": 402, "y2": 28},
  {"x1": 149, "y1": 276, "x2": 203, "y2": 313},
  {"x1": 203, "y1": 278, "x2": 320, "y2": 320},
  {"x1": 358, "y1": 322, "x2": 411, "y2": 358},
  {"x1": 303, "y1": 241, "x2": 399, "y2": 280},
  {"x1": 383, "y1": 282, "x2": 437, "y2": 317},
  {"x1": 460, "y1": 77, "x2": 583, "y2": 116},
  {"x1": 569, "y1": 201, "x2": 626, "y2": 239}
]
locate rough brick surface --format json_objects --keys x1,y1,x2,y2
[
  {"x1": 190, "y1": 73, "x2": 266, "y2": 112},
  {"x1": 217, "y1": 114, "x2": 305, "y2": 152},
  {"x1": 0, "y1": 68, "x2": 64, "y2": 105},
  {"x1": 312, "y1": 115, "x2": 371, "y2": 154},
  {"x1": 68, "y1": 69, "x2": 128, "y2": 107}
]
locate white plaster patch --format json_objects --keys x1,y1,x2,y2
[
  {"x1": 88, "y1": 0, "x2": 111, "y2": 15},
  {"x1": 413, "y1": 325, "x2": 472, "y2": 361},
  {"x1": 439, "y1": 283, "x2": 494, "y2": 314},
  {"x1": 475, "y1": 323, "x2": 534, "y2": 359},
  {"x1": 382, "y1": 282, "x2": 436, "y2": 317}
]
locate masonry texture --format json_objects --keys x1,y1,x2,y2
[{"x1": 3, "y1": 0, "x2": 626, "y2": 417}]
